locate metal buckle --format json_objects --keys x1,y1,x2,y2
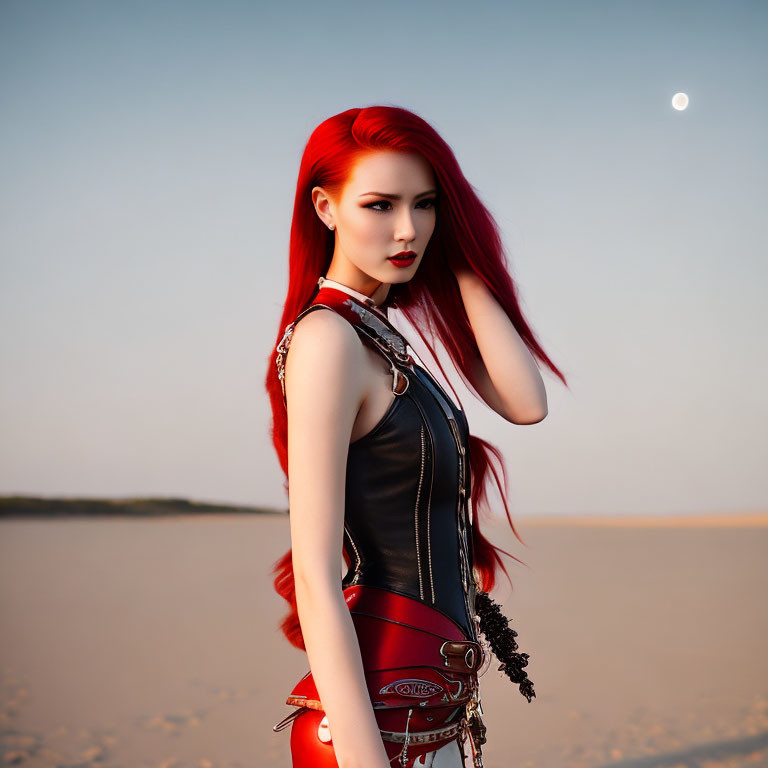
[
  {"x1": 392, "y1": 366, "x2": 410, "y2": 395},
  {"x1": 440, "y1": 640, "x2": 481, "y2": 672}
]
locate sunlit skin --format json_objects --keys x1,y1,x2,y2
[
  {"x1": 282, "y1": 131, "x2": 550, "y2": 768},
  {"x1": 311, "y1": 150, "x2": 437, "y2": 305},
  {"x1": 284, "y1": 151, "x2": 443, "y2": 768},
  {"x1": 309, "y1": 147, "x2": 548, "y2": 426}
]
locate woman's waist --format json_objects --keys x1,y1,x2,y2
[
  {"x1": 286, "y1": 585, "x2": 483, "y2": 713},
  {"x1": 343, "y1": 584, "x2": 473, "y2": 640},
  {"x1": 342, "y1": 562, "x2": 475, "y2": 639}
]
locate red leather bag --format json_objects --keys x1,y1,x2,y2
[{"x1": 273, "y1": 584, "x2": 484, "y2": 767}]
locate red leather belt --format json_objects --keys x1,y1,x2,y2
[{"x1": 274, "y1": 585, "x2": 484, "y2": 766}]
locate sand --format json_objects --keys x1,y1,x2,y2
[{"x1": 0, "y1": 514, "x2": 766, "y2": 768}]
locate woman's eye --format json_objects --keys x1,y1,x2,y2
[
  {"x1": 364, "y1": 198, "x2": 437, "y2": 212},
  {"x1": 365, "y1": 200, "x2": 392, "y2": 212}
]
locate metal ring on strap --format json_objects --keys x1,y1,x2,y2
[{"x1": 391, "y1": 365, "x2": 410, "y2": 395}]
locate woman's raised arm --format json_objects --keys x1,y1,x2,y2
[
  {"x1": 454, "y1": 268, "x2": 549, "y2": 424},
  {"x1": 284, "y1": 308, "x2": 391, "y2": 768}
]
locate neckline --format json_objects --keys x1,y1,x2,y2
[{"x1": 317, "y1": 276, "x2": 388, "y2": 318}]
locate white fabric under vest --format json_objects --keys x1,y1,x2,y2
[{"x1": 415, "y1": 738, "x2": 464, "y2": 767}]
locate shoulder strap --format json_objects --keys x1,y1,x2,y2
[{"x1": 274, "y1": 287, "x2": 413, "y2": 409}]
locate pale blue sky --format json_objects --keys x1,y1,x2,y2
[{"x1": 1, "y1": 0, "x2": 766, "y2": 517}]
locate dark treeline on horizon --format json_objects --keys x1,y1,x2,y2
[{"x1": 0, "y1": 496, "x2": 285, "y2": 518}]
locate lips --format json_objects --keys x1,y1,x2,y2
[{"x1": 388, "y1": 251, "x2": 417, "y2": 268}]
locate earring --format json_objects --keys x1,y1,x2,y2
[{"x1": 329, "y1": 223, "x2": 335, "y2": 230}]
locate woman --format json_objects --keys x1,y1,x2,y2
[{"x1": 266, "y1": 106, "x2": 567, "y2": 768}]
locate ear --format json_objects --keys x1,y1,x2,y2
[{"x1": 311, "y1": 186, "x2": 335, "y2": 230}]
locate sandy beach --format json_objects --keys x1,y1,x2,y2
[{"x1": 1, "y1": 513, "x2": 766, "y2": 768}]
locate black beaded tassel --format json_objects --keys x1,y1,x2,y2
[{"x1": 475, "y1": 591, "x2": 536, "y2": 703}]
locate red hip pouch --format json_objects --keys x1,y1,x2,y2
[{"x1": 273, "y1": 584, "x2": 483, "y2": 767}]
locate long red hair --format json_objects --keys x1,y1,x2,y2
[{"x1": 266, "y1": 105, "x2": 568, "y2": 650}]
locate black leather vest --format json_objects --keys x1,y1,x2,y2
[{"x1": 278, "y1": 286, "x2": 478, "y2": 641}]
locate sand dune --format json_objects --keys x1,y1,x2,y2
[{"x1": 0, "y1": 514, "x2": 766, "y2": 767}]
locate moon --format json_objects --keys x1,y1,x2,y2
[{"x1": 672, "y1": 92, "x2": 689, "y2": 111}]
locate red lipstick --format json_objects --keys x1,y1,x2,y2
[{"x1": 388, "y1": 250, "x2": 417, "y2": 268}]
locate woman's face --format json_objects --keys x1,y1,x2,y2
[{"x1": 312, "y1": 150, "x2": 438, "y2": 291}]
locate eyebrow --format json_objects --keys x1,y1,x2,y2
[{"x1": 358, "y1": 189, "x2": 437, "y2": 200}]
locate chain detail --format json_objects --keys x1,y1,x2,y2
[
  {"x1": 344, "y1": 523, "x2": 362, "y2": 586},
  {"x1": 275, "y1": 322, "x2": 297, "y2": 404},
  {"x1": 399, "y1": 707, "x2": 414, "y2": 766}
]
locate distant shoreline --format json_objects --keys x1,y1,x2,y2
[
  {"x1": 1, "y1": 496, "x2": 766, "y2": 526},
  {"x1": 0, "y1": 495, "x2": 286, "y2": 518}
]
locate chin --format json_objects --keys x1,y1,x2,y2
[
  {"x1": 385, "y1": 260, "x2": 421, "y2": 281},
  {"x1": 387, "y1": 269, "x2": 416, "y2": 283}
]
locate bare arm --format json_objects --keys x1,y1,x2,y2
[
  {"x1": 284, "y1": 309, "x2": 391, "y2": 768},
  {"x1": 455, "y1": 268, "x2": 548, "y2": 424}
]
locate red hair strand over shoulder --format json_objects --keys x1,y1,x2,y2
[{"x1": 264, "y1": 105, "x2": 567, "y2": 650}]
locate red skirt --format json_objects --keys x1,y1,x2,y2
[{"x1": 274, "y1": 585, "x2": 483, "y2": 768}]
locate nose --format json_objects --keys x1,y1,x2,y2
[{"x1": 394, "y1": 208, "x2": 417, "y2": 245}]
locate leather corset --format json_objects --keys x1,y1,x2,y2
[{"x1": 277, "y1": 286, "x2": 478, "y2": 642}]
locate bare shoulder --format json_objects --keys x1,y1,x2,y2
[
  {"x1": 284, "y1": 307, "x2": 367, "y2": 409},
  {"x1": 287, "y1": 307, "x2": 364, "y2": 366}
]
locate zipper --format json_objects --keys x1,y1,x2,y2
[
  {"x1": 447, "y1": 417, "x2": 479, "y2": 644},
  {"x1": 414, "y1": 365, "x2": 479, "y2": 644},
  {"x1": 413, "y1": 424, "x2": 427, "y2": 600},
  {"x1": 407, "y1": 395, "x2": 436, "y2": 604},
  {"x1": 426, "y1": 443, "x2": 436, "y2": 604}
]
